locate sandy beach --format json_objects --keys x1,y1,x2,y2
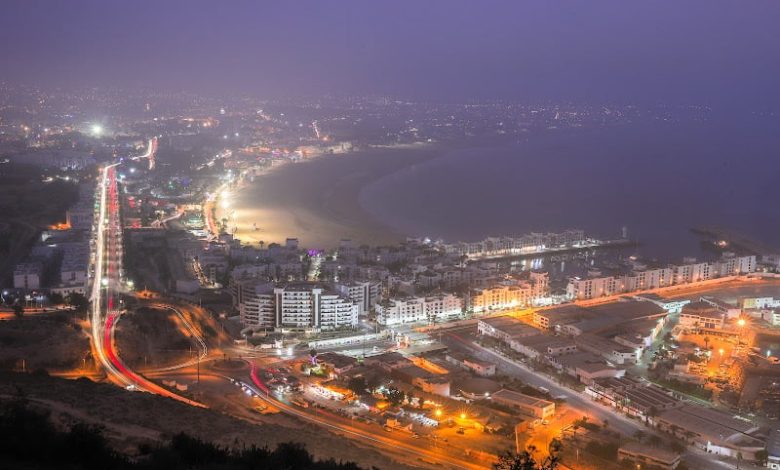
[{"x1": 227, "y1": 145, "x2": 442, "y2": 249}]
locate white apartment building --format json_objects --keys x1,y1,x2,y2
[
  {"x1": 376, "y1": 293, "x2": 463, "y2": 326},
  {"x1": 229, "y1": 264, "x2": 274, "y2": 307},
  {"x1": 567, "y1": 255, "x2": 756, "y2": 300},
  {"x1": 678, "y1": 302, "x2": 725, "y2": 330},
  {"x1": 470, "y1": 272, "x2": 549, "y2": 313},
  {"x1": 237, "y1": 282, "x2": 358, "y2": 331},
  {"x1": 59, "y1": 241, "x2": 90, "y2": 287},
  {"x1": 13, "y1": 262, "x2": 43, "y2": 290},
  {"x1": 239, "y1": 283, "x2": 276, "y2": 327},
  {"x1": 443, "y1": 230, "x2": 586, "y2": 258},
  {"x1": 336, "y1": 280, "x2": 381, "y2": 315}
]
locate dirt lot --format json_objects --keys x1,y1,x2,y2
[
  {"x1": 0, "y1": 372, "x2": 415, "y2": 470},
  {"x1": 0, "y1": 313, "x2": 89, "y2": 371},
  {"x1": 114, "y1": 307, "x2": 194, "y2": 369}
]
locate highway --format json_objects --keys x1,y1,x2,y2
[
  {"x1": 130, "y1": 137, "x2": 157, "y2": 170},
  {"x1": 88, "y1": 153, "x2": 205, "y2": 407}
]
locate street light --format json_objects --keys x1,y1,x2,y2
[
  {"x1": 460, "y1": 413, "x2": 466, "y2": 420},
  {"x1": 91, "y1": 124, "x2": 103, "y2": 137},
  {"x1": 737, "y1": 318, "x2": 746, "y2": 327},
  {"x1": 435, "y1": 409, "x2": 442, "y2": 418}
]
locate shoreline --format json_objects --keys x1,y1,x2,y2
[{"x1": 220, "y1": 143, "x2": 443, "y2": 249}]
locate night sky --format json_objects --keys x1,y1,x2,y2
[{"x1": 2, "y1": 1, "x2": 779, "y2": 105}]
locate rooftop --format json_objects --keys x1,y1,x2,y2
[
  {"x1": 480, "y1": 316, "x2": 541, "y2": 337},
  {"x1": 619, "y1": 442, "x2": 680, "y2": 464},
  {"x1": 658, "y1": 405, "x2": 760, "y2": 444},
  {"x1": 492, "y1": 389, "x2": 554, "y2": 409}
]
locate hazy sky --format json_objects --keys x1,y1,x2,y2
[{"x1": 2, "y1": 1, "x2": 779, "y2": 105}]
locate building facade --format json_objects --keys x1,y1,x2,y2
[{"x1": 237, "y1": 282, "x2": 358, "y2": 331}]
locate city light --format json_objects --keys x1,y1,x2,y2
[
  {"x1": 737, "y1": 318, "x2": 746, "y2": 327},
  {"x1": 435, "y1": 409, "x2": 442, "y2": 417},
  {"x1": 460, "y1": 413, "x2": 466, "y2": 420},
  {"x1": 91, "y1": 124, "x2": 103, "y2": 136}
]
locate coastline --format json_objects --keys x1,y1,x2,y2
[{"x1": 222, "y1": 143, "x2": 444, "y2": 249}]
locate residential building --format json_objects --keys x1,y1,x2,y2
[
  {"x1": 376, "y1": 293, "x2": 462, "y2": 325},
  {"x1": 336, "y1": 280, "x2": 381, "y2": 315},
  {"x1": 478, "y1": 316, "x2": 540, "y2": 342},
  {"x1": 236, "y1": 282, "x2": 359, "y2": 331},
  {"x1": 567, "y1": 255, "x2": 756, "y2": 300},
  {"x1": 678, "y1": 301, "x2": 725, "y2": 330},
  {"x1": 575, "y1": 333, "x2": 638, "y2": 365},
  {"x1": 13, "y1": 262, "x2": 42, "y2": 290},
  {"x1": 491, "y1": 389, "x2": 555, "y2": 419}
]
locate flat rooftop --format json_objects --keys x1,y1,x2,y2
[
  {"x1": 492, "y1": 389, "x2": 554, "y2": 408},
  {"x1": 658, "y1": 405, "x2": 759, "y2": 442},
  {"x1": 480, "y1": 316, "x2": 541, "y2": 337},
  {"x1": 619, "y1": 442, "x2": 680, "y2": 464}
]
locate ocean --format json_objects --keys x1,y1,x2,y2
[{"x1": 359, "y1": 118, "x2": 780, "y2": 261}]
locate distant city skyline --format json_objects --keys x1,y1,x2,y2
[{"x1": 2, "y1": 1, "x2": 780, "y2": 108}]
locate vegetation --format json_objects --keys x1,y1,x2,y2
[
  {"x1": 65, "y1": 292, "x2": 89, "y2": 313},
  {"x1": 381, "y1": 386, "x2": 405, "y2": 406},
  {"x1": 0, "y1": 399, "x2": 366, "y2": 469},
  {"x1": 493, "y1": 440, "x2": 561, "y2": 470},
  {"x1": 346, "y1": 376, "x2": 368, "y2": 396},
  {"x1": 652, "y1": 376, "x2": 713, "y2": 401},
  {"x1": 573, "y1": 416, "x2": 600, "y2": 432}
]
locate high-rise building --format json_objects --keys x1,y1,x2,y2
[{"x1": 236, "y1": 282, "x2": 359, "y2": 331}]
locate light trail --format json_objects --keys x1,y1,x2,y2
[{"x1": 89, "y1": 159, "x2": 205, "y2": 408}]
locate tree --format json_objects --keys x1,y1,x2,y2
[
  {"x1": 49, "y1": 292, "x2": 64, "y2": 305},
  {"x1": 382, "y1": 387, "x2": 405, "y2": 406},
  {"x1": 346, "y1": 377, "x2": 368, "y2": 397},
  {"x1": 547, "y1": 438, "x2": 562, "y2": 457},
  {"x1": 65, "y1": 293, "x2": 89, "y2": 313},
  {"x1": 13, "y1": 304, "x2": 23, "y2": 318},
  {"x1": 493, "y1": 446, "x2": 561, "y2": 470}
]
